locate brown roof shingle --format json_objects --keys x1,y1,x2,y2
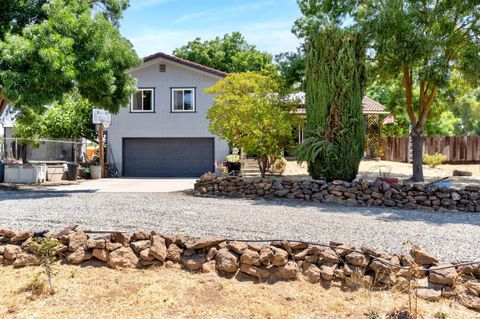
[{"x1": 143, "y1": 52, "x2": 228, "y2": 78}]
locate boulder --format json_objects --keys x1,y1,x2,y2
[
  {"x1": 149, "y1": 235, "x2": 167, "y2": 261},
  {"x1": 0, "y1": 228, "x2": 16, "y2": 238},
  {"x1": 185, "y1": 237, "x2": 225, "y2": 250},
  {"x1": 319, "y1": 249, "x2": 341, "y2": 264},
  {"x1": 166, "y1": 244, "x2": 183, "y2": 262},
  {"x1": 240, "y1": 249, "x2": 261, "y2": 266},
  {"x1": 274, "y1": 261, "x2": 299, "y2": 280},
  {"x1": 130, "y1": 240, "x2": 150, "y2": 253},
  {"x1": 215, "y1": 248, "x2": 238, "y2": 273},
  {"x1": 139, "y1": 249, "x2": 154, "y2": 261},
  {"x1": 68, "y1": 231, "x2": 88, "y2": 252},
  {"x1": 111, "y1": 232, "x2": 130, "y2": 246},
  {"x1": 67, "y1": 248, "x2": 91, "y2": 264},
  {"x1": 320, "y1": 265, "x2": 335, "y2": 281},
  {"x1": 201, "y1": 260, "x2": 217, "y2": 273},
  {"x1": 259, "y1": 247, "x2": 274, "y2": 266},
  {"x1": 240, "y1": 264, "x2": 271, "y2": 279},
  {"x1": 410, "y1": 247, "x2": 438, "y2": 266},
  {"x1": 302, "y1": 262, "x2": 321, "y2": 284},
  {"x1": 227, "y1": 241, "x2": 248, "y2": 255},
  {"x1": 429, "y1": 265, "x2": 457, "y2": 285},
  {"x1": 10, "y1": 231, "x2": 32, "y2": 244},
  {"x1": 13, "y1": 253, "x2": 40, "y2": 267},
  {"x1": 271, "y1": 246, "x2": 288, "y2": 266},
  {"x1": 131, "y1": 230, "x2": 150, "y2": 241},
  {"x1": 181, "y1": 253, "x2": 206, "y2": 271},
  {"x1": 3, "y1": 244, "x2": 21, "y2": 260},
  {"x1": 86, "y1": 239, "x2": 106, "y2": 249},
  {"x1": 345, "y1": 252, "x2": 369, "y2": 268},
  {"x1": 106, "y1": 242, "x2": 123, "y2": 251},
  {"x1": 108, "y1": 247, "x2": 139, "y2": 269},
  {"x1": 92, "y1": 248, "x2": 108, "y2": 262}
]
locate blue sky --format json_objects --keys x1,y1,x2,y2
[{"x1": 121, "y1": 0, "x2": 302, "y2": 58}]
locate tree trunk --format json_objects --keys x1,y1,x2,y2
[{"x1": 410, "y1": 127, "x2": 424, "y2": 182}]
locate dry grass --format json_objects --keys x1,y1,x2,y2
[
  {"x1": 285, "y1": 160, "x2": 480, "y2": 188},
  {"x1": 0, "y1": 265, "x2": 478, "y2": 319}
]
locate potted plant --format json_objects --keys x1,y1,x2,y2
[
  {"x1": 224, "y1": 148, "x2": 242, "y2": 175},
  {"x1": 86, "y1": 152, "x2": 101, "y2": 179}
]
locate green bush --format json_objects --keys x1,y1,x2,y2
[{"x1": 423, "y1": 153, "x2": 447, "y2": 168}]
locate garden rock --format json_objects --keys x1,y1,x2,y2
[
  {"x1": 0, "y1": 228, "x2": 16, "y2": 238},
  {"x1": 227, "y1": 241, "x2": 248, "y2": 254},
  {"x1": 111, "y1": 232, "x2": 129, "y2": 246},
  {"x1": 240, "y1": 264, "x2": 271, "y2": 279},
  {"x1": 167, "y1": 244, "x2": 183, "y2": 262},
  {"x1": 13, "y1": 253, "x2": 40, "y2": 267},
  {"x1": 181, "y1": 253, "x2": 206, "y2": 271},
  {"x1": 274, "y1": 261, "x2": 298, "y2": 280},
  {"x1": 92, "y1": 248, "x2": 108, "y2": 262},
  {"x1": 429, "y1": 265, "x2": 457, "y2": 285},
  {"x1": 206, "y1": 247, "x2": 217, "y2": 261},
  {"x1": 458, "y1": 293, "x2": 480, "y2": 311},
  {"x1": 320, "y1": 265, "x2": 335, "y2": 281},
  {"x1": 149, "y1": 235, "x2": 167, "y2": 261},
  {"x1": 68, "y1": 231, "x2": 88, "y2": 252},
  {"x1": 201, "y1": 260, "x2": 216, "y2": 273},
  {"x1": 139, "y1": 249, "x2": 154, "y2": 261},
  {"x1": 185, "y1": 237, "x2": 225, "y2": 250},
  {"x1": 10, "y1": 231, "x2": 32, "y2": 244},
  {"x1": 215, "y1": 248, "x2": 238, "y2": 273},
  {"x1": 416, "y1": 287, "x2": 442, "y2": 301},
  {"x1": 130, "y1": 240, "x2": 150, "y2": 253},
  {"x1": 271, "y1": 246, "x2": 288, "y2": 266},
  {"x1": 67, "y1": 248, "x2": 90, "y2": 264},
  {"x1": 345, "y1": 252, "x2": 369, "y2": 267},
  {"x1": 240, "y1": 249, "x2": 261, "y2": 266},
  {"x1": 411, "y1": 247, "x2": 438, "y2": 265},
  {"x1": 131, "y1": 230, "x2": 150, "y2": 241},
  {"x1": 108, "y1": 247, "x2": 138, "y2": 269},
  {"x1": 87, "y1": 239, "x2": 106, "y2": 249},
  {"x1": 319, "y1": 249, "x2": 341, "y2": 264},
  {"x1": 301, "y1": 262, "x2": 321, "y2": 283},
  {"x1": 259, "y1": 247, "x2": 274, "y2": 266},
  {"x1": 3, "y1": 244, "x2": 21, "y2": 260}
]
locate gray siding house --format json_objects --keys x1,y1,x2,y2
[{"x1": 107, "y1": 52, "x2": 230, "y2": 177}]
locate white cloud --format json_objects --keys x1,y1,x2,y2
[{"x1": 128, "y1": 22, "x2": 301, "y2": 58}]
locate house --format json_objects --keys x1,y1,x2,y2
[
  {"x1": 106, "y1": 52, "x2": 230, "y2": 177},
  {"x1": 293, "y1": 94, "x2": 392, "y2": 158}
]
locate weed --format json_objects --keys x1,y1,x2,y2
[
  {"x1": 434, "y1": 312, "x2": 448, "y2": 319},
  {"x1": 424, "y1": 153, "x2": 447, "y2": 168}
]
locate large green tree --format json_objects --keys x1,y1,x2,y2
[
  {"x1": 205, "y1": 72, "x2": 300, "y2": 177},
  {"x1": 173, "y1": 32, "x2": 274, "y2": 73},
  {"x1": 0, "y1": 0, "x2": 139, "y2": 116},
  {"x1": 13, "y1": 93, "x2": 98, "y2": 143},
  {"x1": 295, "y1": 0, "x2": 480, "y2": 181},
  {"x1": 296, "y1": 26, "x2": 366, "y2": 182}
]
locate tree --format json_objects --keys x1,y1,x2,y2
[
  {"x1": 0, "y1": 0, "x2": 139, "y2": 116},
  {"x1": 275, "y1": 50, "x2": 306, "y2": 91},
  {"x1": 205, "y1": 72, "x2": 300, "y2": 177},
  {"x1": 13, "y1": 93, "x2": 98, "y2": 142},
  {"x1": 173, "y1": 32, "x2": 275, "y2": 73},
  {"x1": 295, "y1": 0, "x2": 480, "y2": 181},
  {"x1": 296, "y1": 25, "x2": 366, "y2": 182}
]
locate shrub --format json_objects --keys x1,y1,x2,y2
[{"x1": 423, "y1": 153, "x2": 447, "y2": 168}]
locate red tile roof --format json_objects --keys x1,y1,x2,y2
[
  {"x1": 143, "y1": 52, "x2": 228, "y2": 78},
  {"x1": 362, "y1": 96, "x2": 388, "y2": 114}
]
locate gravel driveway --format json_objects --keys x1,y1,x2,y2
[{"x1": 1, "y1": 190, "x2": 479, "y2": 262}]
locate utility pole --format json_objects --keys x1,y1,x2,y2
[{"x1": 99, "y1": 123, "x2": 104, "y2": 178}]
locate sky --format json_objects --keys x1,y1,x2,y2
[{"x1": 121, "y1": 0, "x2": 302, "y2": 58}]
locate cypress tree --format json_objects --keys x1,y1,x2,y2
[{"x1": 297, "y1": 26, "x2": 366, "y2": 182}]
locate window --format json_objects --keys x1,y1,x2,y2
[
  {"x1": 171, "y1": 88, "x2": 195, "y2": 112},
  {"x1": 131, "y1": 89, "x2": 154, "y2": 112}
]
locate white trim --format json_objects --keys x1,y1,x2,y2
[
  {"x1": 130, "y1": 89, "x2": 154, "y2": 113},
  {"x1": 171, "y1": 88, "x2": 196, "y2": 113},
  {"x1": 127, "y1": 59, "x2": 225, "y2": 79}
]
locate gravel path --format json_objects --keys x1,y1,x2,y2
[{"x1": 1, "y1": 190, "x2": 479, "y2": 262}]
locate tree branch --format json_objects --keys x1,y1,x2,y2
[{"x1": 403, "y1": 66, "x2": 417, "y2": 125}]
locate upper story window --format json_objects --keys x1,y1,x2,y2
[
  {"x1": 131, "y1": 88, "x2": 154, "y2": 112},
  {"x1": 171, "y1": 88, "x2": 195, "y2": 112}
]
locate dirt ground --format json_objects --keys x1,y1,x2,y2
[
  {"x1": 0, "y1": 265, "x2": 477, "y2": 319},
  {"x1": 285, "y1": 160, "x2": 480, "y2": 188}
]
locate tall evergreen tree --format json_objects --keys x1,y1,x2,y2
[{"x1": 297, "y1": 26, "x2": 366, "y2": 181}]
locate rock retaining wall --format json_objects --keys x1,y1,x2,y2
[
  {"x1": 194, "y1": 174, "x2": 480, "y2": 212},
  {"x1": 0, "y1": 228, "x2": 479, "y2": 311}
]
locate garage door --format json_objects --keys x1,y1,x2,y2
[{"x1": 123, "y1": 138, "x2": 214, "y2": 177}]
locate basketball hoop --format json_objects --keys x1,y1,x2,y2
[{"x1": 92, "y1": 109, "x2": 112, "y2": 127}]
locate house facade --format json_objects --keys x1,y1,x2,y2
[{"x1": 107, "y1": 52, "x2": 230, "y2": 177}]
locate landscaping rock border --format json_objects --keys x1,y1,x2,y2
[
  {"x1": 194, "y1": 173, "x2": 480, "y2": 212},
  {"x1": 0, "y1": 228, "x2": 479, "y2": 311}
]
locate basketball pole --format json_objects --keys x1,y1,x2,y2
[{"x1": 99, "y1": 123, "x2": 104, "y2": 178}]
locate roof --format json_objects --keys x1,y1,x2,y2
[
  {"x1": 142, "y1": 52, "x2": 228, "y2": 78},
  {"x1": 361, "y1": 96, "x2": 389, "y2": 114},
  {"x1": 291, "y1": 93, "x2": 389, "y2": 115}
]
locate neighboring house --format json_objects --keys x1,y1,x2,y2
[
  {"x1": 107, "y1": 52, "x2": 230, "y2": 177},
  {"x1": 293, "y1": 94, "x2": 392, "y2": 158}
]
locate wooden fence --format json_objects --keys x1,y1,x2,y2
[{"x1": 381, "y1": 136, "x2": 480, "y2": 163}]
